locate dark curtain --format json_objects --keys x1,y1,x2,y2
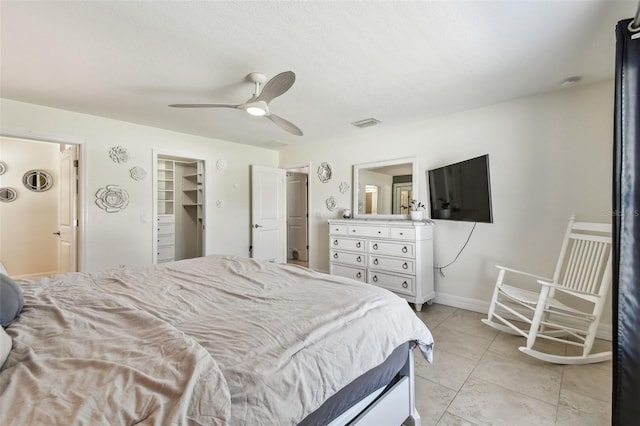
[{"x1": 613, "y1": 18, "x2": 640, "y2": 426}]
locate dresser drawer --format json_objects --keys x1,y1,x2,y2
[
  {"x1": 329, "y1": 224, "x2": 348, "y2": 235},
  {"x1": 369, "y1": 255, "x2": 415, "y2": 274},
  {"x1": 369, "y1": 240, "x2": 415, "y2": 257},
  {"x1": 368, "y1": 270, "x2": 415, "y2": 296},
  {"x1": 157, "y1": 234, "x2": 174, "y2": 246},
  {"x1": 348, "y1": 225, "x2": 390, "y2": 238},
  {"x1": 157, "y1": 245, "x2": 175, "y2": 262},
  {"x1": 330, "y1": 263, "x2": 366, "y2": 282},
  {"x1": 390, "y1": 227, "x2": 416, "y2": 240},
  {"x1": 158, "y1": 223, "x2": 175, "y2": 234},
  {"x1": 330, "y1": 250, "x2": 366, "y2": 267},
  {"x1": 157, "y1": 215, "x2": 175, "y2": 224},
  {"x1": 331, "y1": 237, "x2": 365, "y2": 252}
]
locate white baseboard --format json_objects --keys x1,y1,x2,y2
[{"x1": 434, "y1": 291, "x2": 612, "y2": 342}]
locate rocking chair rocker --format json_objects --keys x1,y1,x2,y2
[{"x1": 482, "y1": 216, "x2": 612, "y2": 364}]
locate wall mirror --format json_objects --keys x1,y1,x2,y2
[
  {"x1": 23, "y1": 169, "x2": 53, "y2": 192},
  {"x1": 352, "y1": 157, "x2": 418, "y2": 219}
]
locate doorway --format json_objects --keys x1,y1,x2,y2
[
  {"x1": 286, "y1": 165, "x2": 309, "y2": 268},
  {"x1": 153, "y1": 153, "x2": 205, "y2": 264},
  {"x1": 0, "y1": 136, "x2": 80, "y2": 278}
]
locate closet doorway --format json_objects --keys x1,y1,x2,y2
[
  {"x1": 286, "y1": 165, "x2": 309, "y2": 268},
  {"x1": 154, "y1": 154, "x2": 205, "y2": 264},
  {"x1": 0, "y1": 136, "x2": 80, "y2": 278}
]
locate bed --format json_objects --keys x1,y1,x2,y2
[{"x1": 0, "y1": 255, "x2": 434, "y2": 425}]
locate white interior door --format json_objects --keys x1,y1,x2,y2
[
  {"x1": 287, "y1": 172, "x2": 308, "y2": 261},
  {"x1": 57, "y1": 146, "x2": 77, "y2": 273},
  {"x1": 251, "y1": 165, "x2": 286, "y2": 263}
]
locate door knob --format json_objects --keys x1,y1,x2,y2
[
  {"x1": 53, "y1": 231, "x2": 61, "y2": 236},
  {"x1": 254, "y1": 224, "x2": 263, "y2": 228}
]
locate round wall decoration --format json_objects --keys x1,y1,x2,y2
[
  {"x1": 23, "y1": 169, "x2": 54, "y2": 192},
  {"x1": 109, "y1": 146, "x2": 129, "y2": 163},
  {"x1": 0, "y1": 161, "x2": 6, "y2": 175},
  {"x1": 0, "y1": 187, "x2": 17, "y2": 203},
  {"x1": 129, "y1": 166, "x2": 147, "y2": 181},
  {"x1": 325, "y1": 196, "x2": 337, "y2": 211},
  {"x1": 216, "y1": 159, "x2": 227, "y2": 171},
  {"x1": 95, "y1": 185, "x2": 130, "y2": 213},
  {"x1": 317, "y1": 162, "x2": 332, "y2": 183},
  {"x1": 339, "y1": 181, "x2": 350, "y2": 194}
]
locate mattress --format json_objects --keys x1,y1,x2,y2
[
  {"x1": 299, "y1": 342, "x2": 410, "y2": 426},
  {"x1": 0, "y1": 256, "x2": 433, "y2": 425}
]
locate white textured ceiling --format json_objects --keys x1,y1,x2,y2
[{"x1": 0, "y1": 1, "x2": 636, "y2": 149}]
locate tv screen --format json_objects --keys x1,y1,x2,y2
[{"x1": 427, "y1": 154, "x2": 493, "y2": 223}]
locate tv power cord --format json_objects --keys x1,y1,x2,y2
[{"x1": 434, "y1": 222, "x2": 477, "y2": 277}]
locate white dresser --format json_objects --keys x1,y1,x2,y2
[{"x1": 328, "y1": 219, "x2": 435, "y2": 311}]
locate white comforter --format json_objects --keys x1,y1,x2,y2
[{"x1": 0, "y1": 256, "x2": 434, "y2": 425}]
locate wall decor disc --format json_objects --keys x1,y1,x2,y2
[
  {"x1": 339, "y1": 181, "x2": 350, "y2": 194},
  {"x1": 0, "y1": 161, "x2": 6, "y2": 175},
  {"x1": 325, "y1": 196, "x2": 337, "y2": 211},
  {"x1": 0, "y1": 187, "x2": 17, "y2": 203},
  {"x1": 216, "y1": 159, "x2": 227, "y2": 171},
  {"x1": 109, "y1": 146, "x2": 129, "y2": 163},
  {"x1": 23, "y1": 169, "x2": 54, "y2": 192},
  {"x1": 95, "y1": 185, "x2": 130, "y2": 212},
  {"x1": 317, "y1": 162, "x2": 332, "y2": 183},
  {"x1": 129, "y1": 166, "x2": 147, "y2": 181}
]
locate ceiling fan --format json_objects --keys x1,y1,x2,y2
[{"x1": 169, "y1": 71, "x2": 303, "y2": 136}]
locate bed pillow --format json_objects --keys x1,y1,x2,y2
[
  {"x1": 0, "y1": 326, "x2": 11, "y2": 369},
  {"x1": 0, "y1": 274, "x2": 24, "y2": 327},
  {"x1": 0, "y1": 262, "x2": 7, "y2": 275}
]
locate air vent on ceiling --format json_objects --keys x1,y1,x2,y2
[{"x1": 351, "y1": 118, "x2": 382, "y2": 128}]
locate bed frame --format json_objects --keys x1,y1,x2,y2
[{"x1": 327, "y1": 348, "x2": 421, "y2": 426}]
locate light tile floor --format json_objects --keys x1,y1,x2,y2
[{"x1": 413, "y1": 304, "x2": 612, "y2": 426}]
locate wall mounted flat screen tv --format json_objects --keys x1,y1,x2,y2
[{"x1": 427, "y1": 154, "x2": 493, "y2": 223}]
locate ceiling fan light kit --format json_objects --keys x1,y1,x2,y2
[{"x1": 169, "y1": 71, "x2": 303, "y2": 136}]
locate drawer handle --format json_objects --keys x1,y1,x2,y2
[
  {"x1": 356, "y1": 242, "x2": 361, "y2": 248},
  {"x1": 352, "y1": 229, "x2": 356, "y2": 233},
  {"x1": 377, "y1": 231, "x2": 381, "y2": 234},
  {"x1": 333, "y1": 240, "x2": 338, "y2": 245},
  {"x1": 356, "y1": 272, "x2": 362, "y2": 278},
  {"x1": 372, "y1": 275, "x2": 378, "y2": 282},
  {"x1": 373, "y1": 243, "x2": 378, "y2": 250},
  {"x1": 373, "y1": 259, "x2": 379, "y2": 265},
  {"x1": 357, "y1": 256, "x2": 362, "y2": 262},
  {"x1": 402, "y1": 246, "x2": 408, "y2": 253},
  {"x1": 399, "y1": 232, "x2": 404, "y2": 236},
  {"x1": 402, "y1": 281, "x2": 408, "y2": 289},
  {"x1": 335, "y1": 228, "x2": 339, "y2": 231},
  {"x1": 403, "y1": 262, "x2": 408, "y2": 269},
  {"x1": 333, "y1": 253, "x2": 339, "y2": 259}
]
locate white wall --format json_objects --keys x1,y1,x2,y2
[
  {"x1": 280, "y1": 81, "x2": 613, "y2": 326},
  {"x1": 0, "y1": 138, "x2": 59, "y2": 276},
  {"x1": 0, "y1": 98, "x2": 279, "y2": 272}
]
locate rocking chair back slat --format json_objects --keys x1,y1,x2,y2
[{"x1": 560, "y1": 234, "x2": 611, "y2": 296}]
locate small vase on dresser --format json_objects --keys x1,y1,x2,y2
[{"x1": 328, "y1": 219, "x2": 435, "y2": 311}]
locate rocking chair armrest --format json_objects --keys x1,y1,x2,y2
[
  {"x1": 495, "y1": 265, "x2": 551, "y2": 282},
  {"x1": 536, "y1": 280, "x2": 602, "y2": 298}
]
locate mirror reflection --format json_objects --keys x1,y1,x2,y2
[{"x1": 353, "y1": 158, "x2": 417, "y2": 218}]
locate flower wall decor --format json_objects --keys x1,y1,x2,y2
[
  {"x1": 95, "y1": 185, "x2": 130, "y2": 213},
  {"x1": 325, "y1": 196, "x2": 337, "y2": 211},
  {"x1": 0, "y1": 187, "x2": 17, "y2": 203},
  {"x1": 216, "y1": 159, "x2": 227, "y2": 171},
  {"x1": 108, "y1": 146, "x2": 129, "y2": 163},
  {"x1": 129, "y1": 166, "x2": 147, "y2": 181},
  {"x1": 339, "y1": 181, "x2": 350, "y2": 194},
  {"x1": 317, "y1": 162, "x2": 332, "y2": 183}
]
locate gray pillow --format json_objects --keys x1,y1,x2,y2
[{"x1": 0, "y1": 274, "x2": 24, "y2": 327}]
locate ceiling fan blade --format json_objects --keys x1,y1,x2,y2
[
  {"x1": 255, "y1": 71, "x2": 296, "y2": 103},
  {"x1": 267, "y1": 113, "x2": 303, "y2": 136},
  {"x1": 168, "y1": 103, "x2": 238, "y2": 108}
]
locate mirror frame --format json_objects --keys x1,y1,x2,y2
[{"x1": 352, "y1": 156, "x2": 418, "y2": 220}]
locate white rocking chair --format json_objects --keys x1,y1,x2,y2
[{"x1": 481, "y1": 216, "x2": 612, "y2": 364}]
